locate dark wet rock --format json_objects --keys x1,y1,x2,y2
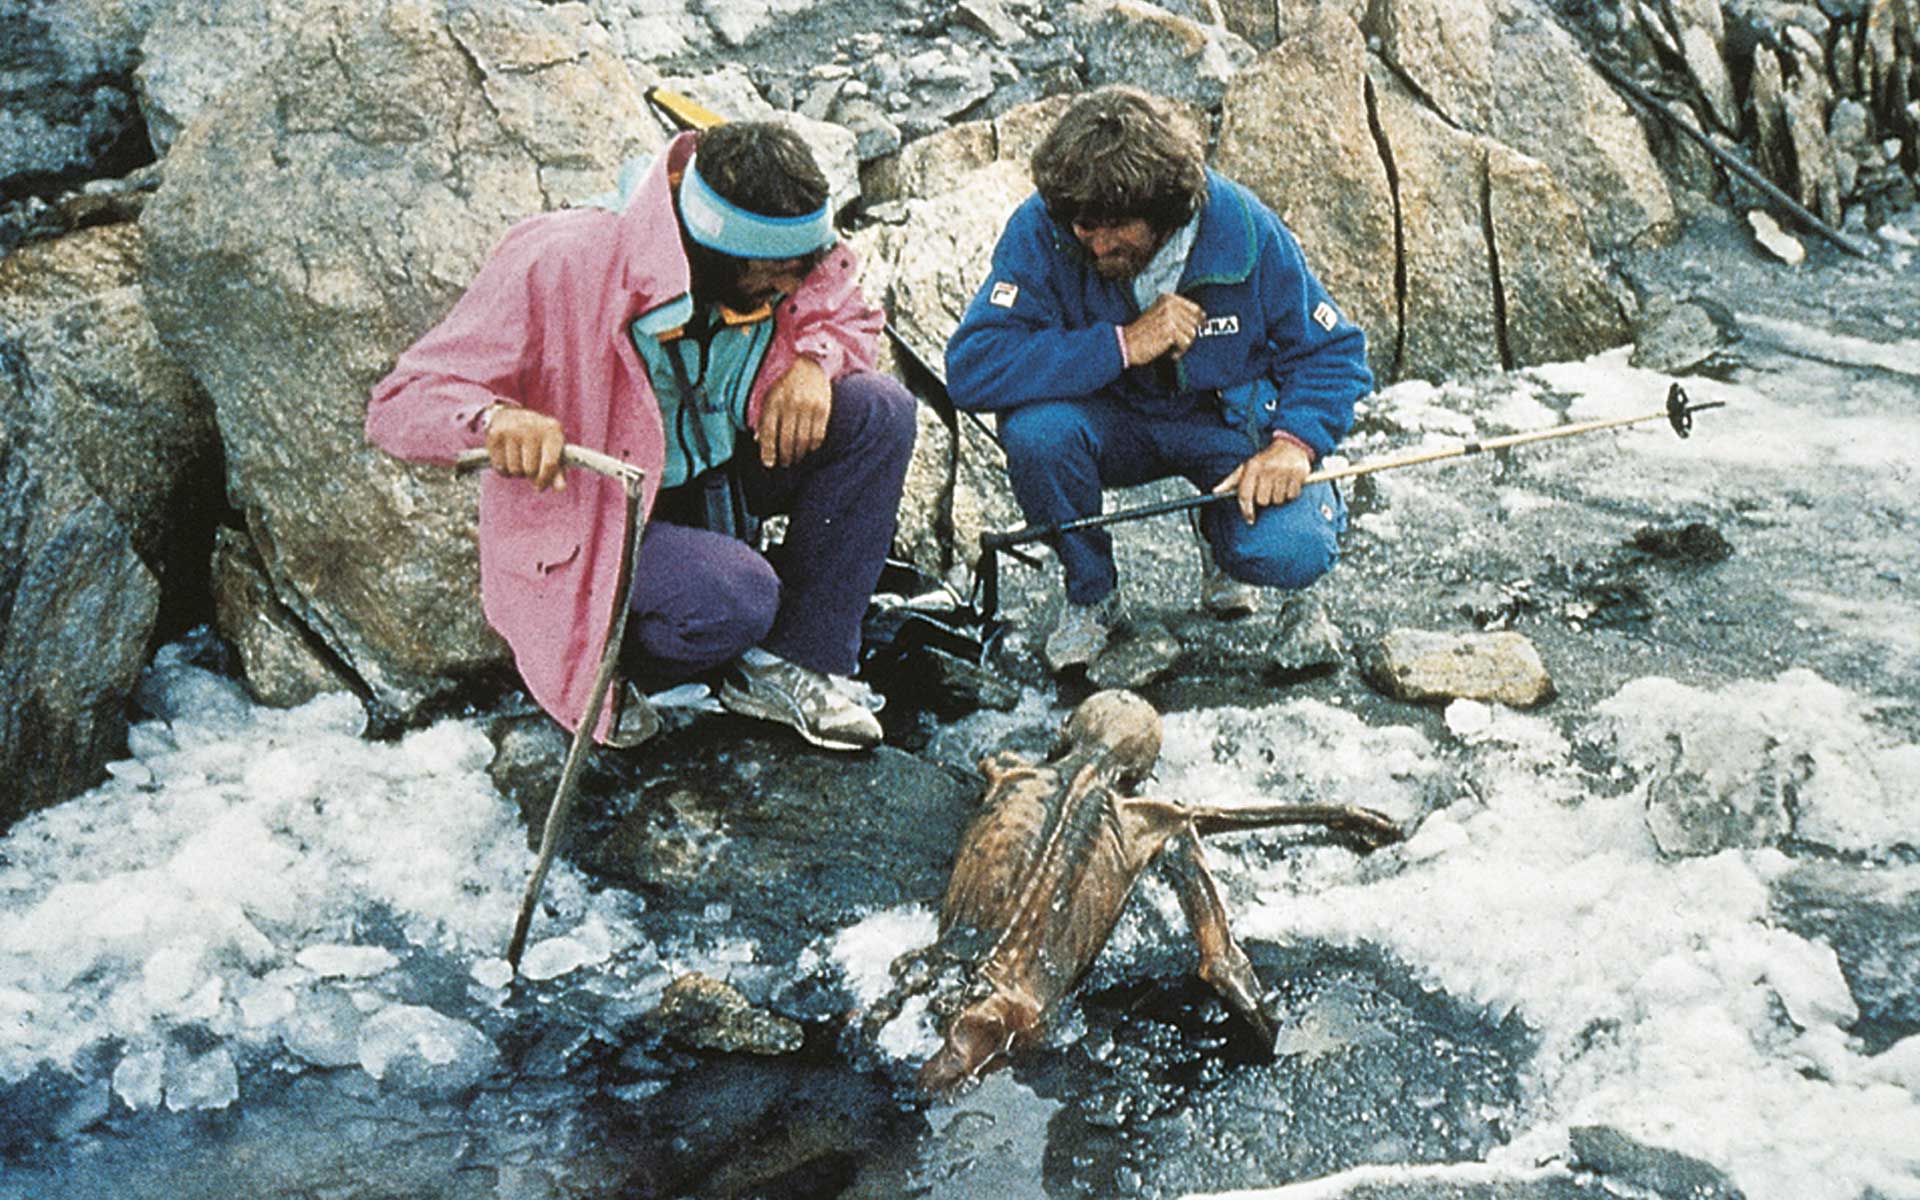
[
  {"x1": 998, "y1": 943, "x2": 1530, "y2": 1198},
  {"x1": 140, "y1": 0, "x2": 660, "y2": 723},
  {"x1": 1536, "y1": 522, "x2": 1731, "y2": 636},
  {"x1": 1359, "y1": 629, "x2": 1555, "y2": 707},
  {"x1": 0, "y1": 1062, "x2": 112, "y2": 1155},
  {"x1": 648, "y1": 973, "x2": 806, "y2": 1056},
  {"x1": 486, "y1": 711, "x2": 572, "y2": 833},
  {"x1": 604, "y1": 1054, "x2": 921, "y2": 1200},
  {"x1": 212, "y1": 527, "x2": 354, "y2": 707},
  {"x1": 1771, "y1": 862, "x2": 1920, "y2": 1052},
  {"x1": 562, "y1": 721, "x2": 978, "y2": 960},
  {"x1": 1631, "y1": 522, "x2": 1734, "y2": 564},
  {"x1": 1630, "y1": 296, "x2": 1741, "y2": 374},
  {"x1": 1087, "y1": 615, "x2": 1183, "y2": 688},
  {"x1": 1568, "y1": 1124, "x2": 1748, "y2": 1199}
]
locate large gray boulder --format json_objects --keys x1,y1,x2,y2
[
  {"x1": 1368, "y1": 66, "x2": 1506, "y2": 380},
  {"x1": 140, "y1": 0, "x2": 661, "y2": 721},
  {"x1": 1217, "y1": 8, "x2": 1628, "y2": 385},
  {"x1": 135, "y1": 0, "x2": 305, "y2": 155},
  {"x1": 1070, "y1": 0, "x2": 1257, "y2": 110},
  {"x1": 1485, "y1": 141, "x2": 1630, "y2": 366},
  {"x1": 1215, "y1": 11, "x2": 1401, "y2": 383},
  {"x1": 1489, "y1": 8, "x2": 1677, "y2": 250},
  {"x1": 1364, "y1": 0, "x2": 1497, "y2": 132},
  {"x1": 0, "y1": 222, "x2": 218, "y2": 825}
]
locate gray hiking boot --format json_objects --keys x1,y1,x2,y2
[
  {"x1": 1191, "y1": 508, "x2": 1258, "y2": 618},
  {"x1": 719, "y1": 653, "x2": 883, "y2": 751},
  {"x1": 1200, "y1": 561, "x2": 1260, "y2": 618},
  {"x1": 1044, "y1": 594, "x2": 1120, "y2": 672}
]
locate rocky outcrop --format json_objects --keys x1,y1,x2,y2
[
  {"x1": 0, "y1": 222, "x2": 219, "y2": 824},
  {"x1": 851, "y1": 159, "x2": 1035, "y2": 571},
  {"x1": 1215, "y1": 9, "x2": 1628, "y2": 385},
  {"x1": 135, "y1": 0, "x2": 304, "y2": 155},
  {"x1": 1490, "y1": 9, "x2": 1679, "y2": 251},
  {"x1": 140, "y1": 0, "x2": 660, "y2": 721},
  {"x1": 1070, "y1": 0, "x2": 1256, "y2": 110},
  {"x1": 1365, "y1": 0, "x2": 1497, "y2": 132},
  {"x1": 0, "y1": 0, "x2": 154, "y2": 197}
]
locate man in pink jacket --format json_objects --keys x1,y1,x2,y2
[{"x1": 366, "y1": 122, "x2": 915, "y2": 751}]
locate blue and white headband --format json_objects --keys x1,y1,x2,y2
[{"x1": 678, "y1": 154, "x2": 835, "y2": 260}]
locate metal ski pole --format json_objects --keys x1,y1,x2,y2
[
  {"x1": 454, "y1": 444, "x2": 648, "y2": 975},
  {"x1": 975, "y1": 383, "x2": 1723, "y2": 613}
]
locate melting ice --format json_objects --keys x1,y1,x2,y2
[
  {"x1": 1148, "y1": 675, "x2": 1920, "y2": 1200},
  {"x1": 0, "y1": 645, "x2": 651, "y2": 1115}
]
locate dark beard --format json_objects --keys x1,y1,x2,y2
[{"x1": 685, "y1": 240, "x2": 762, "y2": 312}]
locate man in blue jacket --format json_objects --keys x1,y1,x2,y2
[{"x1": 946, "y1": 86, "x2": 1372, "y2": 670}]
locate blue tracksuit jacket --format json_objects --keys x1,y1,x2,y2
[{"x1": 944, "y1": 170, "x2": 1371, "y2": 459}]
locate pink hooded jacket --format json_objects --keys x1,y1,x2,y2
[{"x1": 365, "y1": 132, "x2": 883, "y2": 739}]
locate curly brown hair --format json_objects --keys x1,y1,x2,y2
[{"x1": 1030, "y1": 87, "x2": 1208, "y2": 232}]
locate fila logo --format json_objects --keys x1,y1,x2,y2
[
  {"x1": 1197, "y1": 314, "x2": 1240, "y2": 338},
  {"x1": 989, "y1": 281, "x2": 1019, "y2": 307},
  {"x1": 1312, "y1": 301, "x2": 1339, "y2": 331}
]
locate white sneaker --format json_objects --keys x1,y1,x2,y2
[
  {"x1": 1044, "y1": 594, "x2": 1119, "y2": 672},
  {"x1": 719, "y1": 653, "x2": 883, "y2": 751}
]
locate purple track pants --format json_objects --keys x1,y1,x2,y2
[{"x1": 622, "y1": 371, "x2": 916, "y2": 682}]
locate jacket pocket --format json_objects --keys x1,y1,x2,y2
[{"x1": 494, "y1": 521, "x2": 582, "y2": 580}]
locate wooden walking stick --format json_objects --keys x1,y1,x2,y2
[{"x1": 455, "y1": 444, "x2": 648, "y2": 974}]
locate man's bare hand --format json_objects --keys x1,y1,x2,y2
[
  {"x1": 759, "y1": 356, "x2": 832, "y2": 468},
  {"x1": 1121, "y1": 293, "x2": 1206, "y2": 365},
  {"x1": 486, "y1": 405, "x2": 567, "y2": 491},
  {"x1": 1212, "y1": 437, "x2": 1313, "y2": 524}
]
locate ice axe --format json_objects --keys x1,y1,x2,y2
[
  {"x1": 973, "y1": 383, "x2": 1725, "y2": 620},
  {"x1": 453, "y1": 443, "x2": 648, "y2": 975}
]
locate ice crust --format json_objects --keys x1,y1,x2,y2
[
  {"x1": 1150, "y1": 676, "x2": 1920, "y2": 1200},
  {"x1": 0, "y1": 658, "x2": 647, "y2": 1109}
]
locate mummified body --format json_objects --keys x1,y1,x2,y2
[{"x1": 909, "y1": 690, "x2": 1401, "y2": 1092}]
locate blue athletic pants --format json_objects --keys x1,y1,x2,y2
[{"x1": 996, "y1": 395, "x2": 1347, "y2": 606}]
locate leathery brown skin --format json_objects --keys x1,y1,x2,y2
[{"x1": 915, "y1": 690, "x2": 1403, "y2": 1094}]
